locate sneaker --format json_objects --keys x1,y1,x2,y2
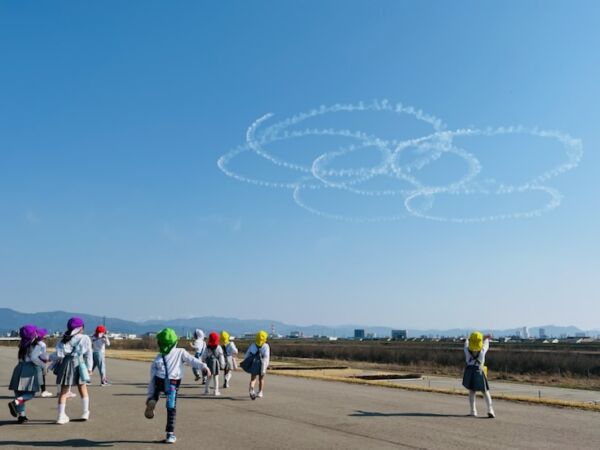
[
  {"x1": 488, "y1": 410, "x2": 496, "y2": 419},
  {"x1": 204, "y1": 389, "x2": 210, "y2": 395},
  {"x1": 101, "y1": 382, "x2": 111, "y2": 387},
  {"x1": 249, "y1": 389, "x2": 256, "y2": 400},
  {"x1": 56, "y1": 414, "x2": 70, "y2": 425},
  {"x1": 66, "y1": 391, "x2": 77, "y2": 399},
  {"x1": 194, "y1": 375, "x2": 201, "y2": 382},
  {"x1": 165, "y1": 433, "x2": 177, "y2": 444},
  {"x1": 17, "y1": 415, "x2": 29, "y2": 424},
  {"x1": 469, "y1": 410, "x2": 477, "y2": 417},
  {"x1": 257, "y1": 391, "x2": 264, "y2": 398},
  {"x1": 223, "y1": 379, "x2": 229, "y2": 389},
  {"x1": 214, "y1": 390, "x2": 221, "y2": 396},
  {"x1": 80, "y1": 411, "x2": 90, "y2": 421},
  {"x1": 144, "y1": 399, "x2": 156, "y2": 419},
  {"x1": 8, "y1": 401, "x2": 18, "y2": 417},
  {"x1": 41, "y1": 391, "x2": 55, "y2": 398}
]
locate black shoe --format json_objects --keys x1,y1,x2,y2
[
  {"x1": 8, "y1": 401, "x2": 18, "y2": 418},
  {"x1": 17, "y1": 416, "x2": 28, "y2": 424}
]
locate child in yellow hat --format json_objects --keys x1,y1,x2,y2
[
  {"x1": 240, "y1": 330, "x2": 270, "y2": 400},
  {"x1": 220, "y1": 331, "x2": 238, "y2": 389},
  {"x1": 462, "y1": 331, "x2": 495, "y2": 418}
]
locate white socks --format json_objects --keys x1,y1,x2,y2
[
  {"x1": 484, "y1": 391, "x2": 493, "y2": 413},
  {"x1": 469, "y1": 391, "x2": 477, "y2": 415},
  {"x1": 225, "y1": 372, "x2": 232, "y2": 382},
  {"x1": 58, "y1": 403, "x2": 66, "y2": 416},
  {"x1": 469, "y1": 390, "x2": 494, "y2": 415},
  {"x1": 81, "y1": 396, "x2": 89, "y2": 413}
]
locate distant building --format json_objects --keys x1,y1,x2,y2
[
  {"x1": 519, "y1": 327, "x2": 530, "y2": 339},
  {"x1": 366, "y1": 332, "x2": 376, "y2": 339},
  {"x1": 538, "y1": 328, "x2": 547, "y2": 339},
  {"x1": 289, "y1": 331, "x2": 303, "y2": 338},
  {"x1": 354, "y1": 329, "x2": 365, "y2": 339},
  {"x1": 391, "y1": 329, "x2": 407, "y2": 340}
]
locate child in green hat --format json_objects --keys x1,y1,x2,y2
[{"x1": 145, "y1": 328, "x2": 210, "y2": 444}]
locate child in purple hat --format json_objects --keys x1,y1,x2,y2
[
  {"x1": 35, "y1": 327, "x2": 54, "y2": 397},
  {"x1": 54, "y1": 317, "x2": 93, "y2": 424},
  {"x1": 8, "y1": 325, "x2": 47, "y2": 423}
]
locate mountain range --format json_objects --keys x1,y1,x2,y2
[{"x1": 0, "y1": 308, "x2": 598, "y2": 338}]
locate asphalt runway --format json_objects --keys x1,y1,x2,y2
[{"x1": 1, "y1": 347, "x2": 599, "y2": 449}]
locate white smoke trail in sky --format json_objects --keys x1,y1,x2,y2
[{"x1": 217, "y1": 100, "x2": 582, "y2": 223}]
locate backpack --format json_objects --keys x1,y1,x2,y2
[
  {"x1": 205, "y1": 347, "x2": 223, "y2": 372},
  {"x1": 240, "y1": 345, "x2": 263, "y2": 374},
  {"x1": 468, "y1": 350, "x2": 488, "y2": 378}
]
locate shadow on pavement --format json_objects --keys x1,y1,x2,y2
[
  {"x1": 0, "y1": 420, "x2": 55, "y2": 427},
  {"x1": 350, "y1": 410, "x2": 469, "y2": 418},
  {"x1": 0, "y1": 439, "x2": 160, "y2": 447},
  {"x1": 111, "y1": 393, "x2": 249, "y2": 401}
]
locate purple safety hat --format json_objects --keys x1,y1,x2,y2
[
  {"x1": 36, "y1": 327, "x2": 48, "y2": 339},
  {"x1": 19, "y1": 324, "x2": 38, "y2": 347},
  {"x1": 67, "y1": 316, "x2": 84, "y2": 335}
]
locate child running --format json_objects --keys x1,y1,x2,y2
[
  {"x1": 241, "y1": 330, "x2": 270, "y2": 400},
  {"x1": 54, "y1": 317, "x2": 93, "y2": 424},
  {"x1": 220, "y1": 331, "x2": 238, "y2": 389},
  {"x1": 462, "y1": 331, "x2": 495, "y2": 418},
  {"x1": 145, "y1": 328, "x2": 210, "y2": 444},
  {"x1": 8, "y1": 325, "x2": 46, "y2": 423},
  {"x1": 190, "y1": 329, "x2": 207, "y2": 383},
  {"x1": 36, "y1": 327, "x2": 54, "y2": 397},
  {"x1": 202, "y1": 332, "x2": 225, "y2": 396},
  {"x1": 92, "y1": 325, "x2": 111, "y2": 385}
]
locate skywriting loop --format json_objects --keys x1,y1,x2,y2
[{"x1": 217, "y1": 100, "x2": 583, "y2": 223}]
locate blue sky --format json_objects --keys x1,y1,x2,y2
[{"x1": 1, "y1": 1, "x2": 599, "y2": 329}]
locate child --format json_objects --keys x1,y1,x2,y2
[
  {"x1": 54, "y1": 317, "x2": 93, "y2": 424},
  {"x1": 462, "y1": 331, "x2": 495, "y2": 418},
  {"x1": 145, "y1": 328, "x2": 210, "y2": 444},
  {"x1": 35, "y1": 327, "x2": 54, "y2": 397},
  {"x1": 8, "y1": 325, "x2": 46, "y2": 423},
  {"x1": 202, "y1": 332, "x2": 225, "y2": 396},
  {"x1": 220, "y1": 331, "x2": 238, "y2": 389},
  {"x1": 92, "y1": 325, "x2": 111, "y2": 385},
  {"x1": 241, "y1": 330, "x2": 270, "y2": 400},
  {"x1": 190, "y1": 329, "x2": 206, "y2": 383}
]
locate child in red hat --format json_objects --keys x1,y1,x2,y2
[
  {"x1": 92, "y1": 325, "x2": 110, "y2": 385},
  {"x1": 202, "y1": 332, "x2": 225, "y2": 396}
]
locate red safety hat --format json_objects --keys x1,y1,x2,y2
[
  {"x1": 96, "y1": 325, "x2": 107, "y2": 335},
  {"x1": 207, "y1": 332, "x2": 220, "y2": 348}
]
